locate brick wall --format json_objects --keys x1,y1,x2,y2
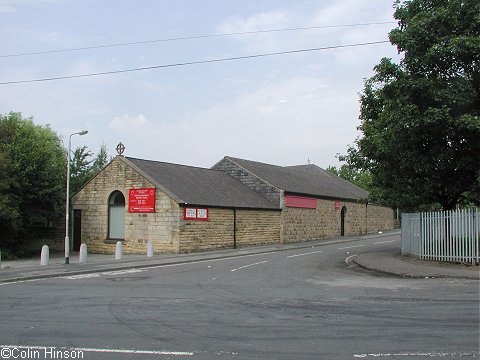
[
  {"x1": 179, "y1": 207, "x2": 281, "y2": 252},
  {"x1": 212, "y1": 158, "x2": 282, "y2": 206},
  {"x1": 72, "y1": 157, "x2": 181, "y2": 255},
  {"x1": 236, "y1": 209, "x2": 281, "y2": 247},
  {"x1": 179, "y1": 208, "x2": 234, "y2": 252},
  {"x1": 281, "y1": 198, "x2": 394, "y2": 243},
  {"x1": 367, "y1": 204, "x2": 395, "y2": 233}
]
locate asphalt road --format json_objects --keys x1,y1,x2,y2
[{"x1": 0, "y1": 233, "x2": 478, "y2": 360}]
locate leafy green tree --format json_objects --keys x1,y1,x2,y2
[
  {"x1": 91, "y1": 142, "x2": 109, "y2": 174},
  {"x1": 70, "y1": 146, "x2": 94, "y2": 194},
  {"x1": 0, "y1": 112, "x2": 65, "y2": 257},
  {"x1": 349, "y1": 0, "x2": 480, "y2": 211},
  {"x1": 327, "y1": 158, "x2": 373, "y2": 192},
  {"x1": 70, "y1": 142, "x2": 109, "y2": 194}
]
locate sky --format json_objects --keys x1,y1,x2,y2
[{"x1": 0, "y1": 0, "x2": 401, "y2": 169}]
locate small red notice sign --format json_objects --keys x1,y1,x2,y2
[
  {"x1": 335, "y1": 200, "x2": 341, "y2": 210},
  {"x1": 128, "y1": 188, "x2": 156, "y2": 213},
  {"x1": 184, "y1": 207, "x2": 209, "y2": 221}
]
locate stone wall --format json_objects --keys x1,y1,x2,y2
[
  {"x1": 72, "y1": 157, "x2": 181, "y2": 255},
  {"x1": 212, "y1": 158, "x2": 282, "y2": 206},
  {"x1": 179, "y1": 208, "x2": 234, "y2": 252},
  {"x1": 236, "y1": 209, "x2": 281, "y2": 247},
  {"x1": 367, "y1": 204, "x2": 395, "y2": 233},
  {"x1": 281, "y1": 198, "x2": 394, "y2": 243},
  {"x1": 179, "y1": 207, "x2": 281, "y2": 252}
]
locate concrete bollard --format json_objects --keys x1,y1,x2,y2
[
  {"x1": 115, "y1": 241, "x2": 123, "y2": 260},
  {"x1": 40, "y1": 245, "x2": 49, "y2": 266},
  {"x1": 79, "y1": 243, "x2": 88, "y2": 264},
  {"x1": 147, "y1": 240, "x2": 154, "y2": 258}
]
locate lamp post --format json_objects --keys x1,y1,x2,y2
[{"x1": 65, "y1": 130, "x2": 88, "y2": 264}]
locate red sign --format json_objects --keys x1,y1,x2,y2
[
  {"x1": 284, "y1": 195, "x2": 317, "y2": 209},
  {"x1": 184, "y1": 207, "x2": 209, "y2": 221},
  {"x1": 128, "y1": 188, "x2": 156, "y2": 213},
  {"x1": 335, "y1": 200, "x2": 341, "y2": 210}
]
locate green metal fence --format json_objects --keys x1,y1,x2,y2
[{"x1": 401, "y1": 209, "x2": 479, "y2": 265}]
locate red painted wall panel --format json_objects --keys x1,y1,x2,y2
[{"x1": 284, "y1": 195, "x2": 317, "y2": 209}]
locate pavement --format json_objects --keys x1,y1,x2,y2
[{"x1": 0, "y1": 230, "x2": 478, "y2": 284}]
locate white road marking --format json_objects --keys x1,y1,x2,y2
[
  {"x1": 338, "y1": 245, "x2": 365, "y2": 250},
  {"x1": 143, "y1": 251, "x2": 277, "y2": 271},
  {"x1": 62, "y1": 269, "x2": 146, "y2": 280},
  {"x1": 0, "y1": 278, "x2": 45, "y2": 286},
  {"x1": 287, "y1": 250, "x2": 323, "y2": 258},
  {"x1": 374, "y1": 240, "x2": 397, "y2": 244},
  {"x1": 64, "y1": 273, "x2": 101, "y2": 280},
  {"x1": 230, "y1": 261, "x2": 268, "y2": 272},
  {"x1": 0, "y1": 344, "x2": 193, "y2": 356},
  {"x1": 354, "y1": 351, "x2": 479, "y2": 358},
  {"x1": 102, "y1": 268, "x2": 146, "y2": 276}
]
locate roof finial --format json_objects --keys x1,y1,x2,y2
[
  {"x1": 116, "y1": 142, "x2": 125, "y2": 156},
  {"x1": 307, "y1": 158, "x2": 311, "y2": 165}
]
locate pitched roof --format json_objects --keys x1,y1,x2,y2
[
  {"x1": 124, "y1": 157, "x2": 278, "y2": 209},
  {"x1": 223, "y1": 156, "x2": 369, "y2": 201}
]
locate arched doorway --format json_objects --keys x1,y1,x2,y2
[
  {"x1": 108, "y1": 191, "x2": 125, "y2": 240},
  {"x1": 340, "y1": 206, "x2": 347, "y2": 236}
]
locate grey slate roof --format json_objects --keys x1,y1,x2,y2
[
  {"x1": 125, "y1": 157, "x2": 278, "y2": 209},
  {"x1": 223, "y1": 156, "x2": 369, "y2": 201}
]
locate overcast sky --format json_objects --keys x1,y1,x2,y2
[{"x1": 0, "y1": 0, "x2": 401, "y2": 168}]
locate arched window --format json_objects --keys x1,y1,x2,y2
[{"x1": 108, "y1": 191, "x2": 125, "y2": 240}]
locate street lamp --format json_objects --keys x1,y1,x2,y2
[{"x1": 65, "y1": 130, "x2": 88, "y2": 264}]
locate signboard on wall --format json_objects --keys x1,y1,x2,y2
[
  {"x1": 128, "y1": 188, "x2": 156, "y2": 213},
  {"x1": 184, "y1": 207, "x2": 209, "y2": 221},
  {"x1": 335, "y1": 200, "x2": 341, "y2": 210},
  {"x1": 284, "y1": 195, "x2": 317, "y2": 209}
]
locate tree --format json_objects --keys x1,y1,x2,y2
[
  {"x1": 91, "y1": 142, "x2": 109, "y2": 174},
  {"x1": 0, "y1": 112, "x2": 66, "y2": 257},
  {"x1": 70, "y1": 142, "x2": 110, "y2": 194},
  {"x1": 327, "y1": 157, "x2": 373, "y2": 192},
  {"x1": 350, "y1": 0, "x2": 480, "y2": 211}
]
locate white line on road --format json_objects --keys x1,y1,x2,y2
[
  {"x1": 338, "y1": 245, "x2": 365, "y2": 250},
  {"x1": 143, "y1": 251, "x2": 278, "y2": 271},
  {"x1": 287, "y1": 250, "x2": 323, "y2": 258},
  {"x1": 353, "y1": 351, "x2": 479, "y2": 358},
  {"x1": 64, "y1": 273, "x2": 101, "y2": 280},
  {"x1": 62, "y1": 268, "x2": 147, "y2": 280},
  {"x1": 102, "y1": 268, "x2": 146, "y2": 276},
  {"x1": 0, "y1": 344, "x2": 194, "y2": 356},
  {"x1": 374, "y1": 240, "x2": 397, "y2": 245},
  {"x1": 230, "y1": 261, "x2": 268, "y2": 272}
]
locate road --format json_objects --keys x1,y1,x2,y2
[{"x1": 0, "y1": 233, "x2": 478, "y2": 360}]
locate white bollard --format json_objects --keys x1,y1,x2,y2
[
  {"x1": 147, "y1": 240, "x2": 154, "y2": 258},
  {"x1": 79, "y1": 243, "x2": 88, "y2": 264},
  {"x1": 40, "y1": 245, "x2": 49, "y2": 266},
  {"x1": 115, "y1": 241, "x2": 123, "y2": 260}
]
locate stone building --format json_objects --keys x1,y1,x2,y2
[{"x1": 71, "y1": 155, "x2": 394, "y2": 254}]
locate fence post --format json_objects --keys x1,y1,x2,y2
[{"x1": 475, "y1": 209, "x2": 479, "y2": 265}]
